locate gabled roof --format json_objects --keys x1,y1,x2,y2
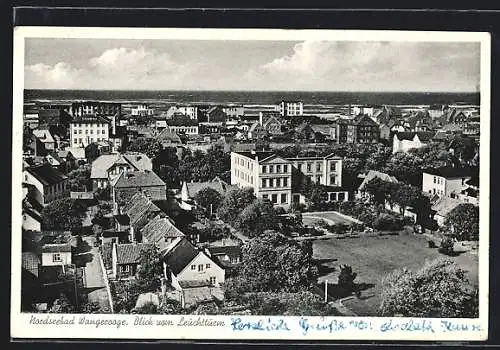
[
  {"x1": 141, "y1": 215, "x2": 185, "y2": 248},
  {"x1": 25, "y1": 164, "x2": 67, "y2": 186},
  {"x1": 358, "y1": 170, "x2": 398, "y2": 190},
  {"x1": 155, "y1": 128, "x2": 182, "y2": 143},
  {"x1": 90, "y1": 152, "x2": 152, "y2": 179},
  {"x1": 46, "y1": 151, "x2": 64, "y2": 164},
  {"x1": 116, "y1": 243, "x2": 152, "y2": 265},
  {"x1": 41, "y1": 243, "x2": 72, "y2": 253},
  {"x1": 185, "y1": 177, "x2": 234, "y2": 199},
  {"x1": 431, "y1": 196, "x2": 462, "y2": 217},
  {"x1": 163, "y1": 238, "x2": 200, "y2": 275},
  {"x1": 112, "y1": 170, "x2": 165, "y2": 188},
  {"x1": 207, "y1": 245, "x2": 241, "y2": 257},
  {"x1": 262, "y1": 115, "x2": 282, "y2": 128},
  {"x1": 122, "y1": 192, "x2": 162, "y2": 225},
  {"x1": 65, "y1": 147, "x2": 86, "y2": 159},
  {"x1": 32, "y1": 129, "x2": 55, "y2": 143},
  {"x1": 395, "y1": 131, "x2": 435, "y2": 142}
]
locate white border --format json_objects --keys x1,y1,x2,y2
[{"x1": 11, "y1": 27, "x2": 491, "y2": 341}]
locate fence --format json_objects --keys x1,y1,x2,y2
[{"x1": 97, "y1": 251, "x2": 114, "y2": 313}]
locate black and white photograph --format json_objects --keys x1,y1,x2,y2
[{"x1": 11, "y1": 26, "x2": 490, "y2": 341}]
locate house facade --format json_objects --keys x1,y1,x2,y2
[
  {"x1": 70, "y1": 101, "x2": 121, "y2": 117},
  {"x1": 330, "y1": 115, "x2": 379, "y2": 144},
  {"x1": 422, "y1": 167, "x2": 474, "y2": 199},
  {"x1": 23, "y1": 164, "x2": 69, "y2": 206},
  {"x1": 32, "y1": 129, "x2": 56, "y2": 151},
  {"x1": 111, "y1": 242, "x2": 152, "y2": 279},
  {"x1": 276, "y1": 100, "x2": 304, "y2": 117},
  {"x1": 131, "y1": 104, "x2": 154, "y2": 116},
  {"x1": 41, "y1": 243, "x2": 72, "y2": 266},
  {"x1": 69, "y1": 115, "x2": 110, "y2": 148},
  {"x1": 222, "y1": 105, "x2": 244, "y2": 119},
  {"x1": 230, "y1": 151, "x2": 346, "y2": 207},
  {"x1": 392, "y1": 132, "x2": 434, "y2": 154}
]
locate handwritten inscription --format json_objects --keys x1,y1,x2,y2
[
  {"x1": 440, "y1": 320, "x2": 482, "y2": 332},
  {"x1": 380, "y1": 319, "x2": 435, "y2": 333},
  {"x1": 231, "y1": 317, "x2": 290, "y2": 331}
]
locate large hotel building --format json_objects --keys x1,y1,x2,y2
[{"x1": 230, "y1": 151, "x2": 348, "y2": 207}]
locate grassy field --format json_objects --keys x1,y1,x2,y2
[{"x1": 313, "y1": 233, "x2": 479, "y2": 316}]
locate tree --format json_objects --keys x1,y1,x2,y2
[
  {"x1": 134, "y1": 302, "x2": 158, "y2": 314},
  {"x1": 85, "y1": 143, "x2": 100, "y2": 163},
  {"x1": 127, "y1": 137, "x2": 162, "y2": 159},
  {"x1": 444, "y1": 203, "x2": 479, "y2": 241},
  {"x1": 41, "y1": 198, "x2": 86, "y2": 231},
  {"x1": 67, "y1": 165, "x2": 92, "y2": 191},
  {"x1": 388, "y1": 183, "x2": 422, "y2": 215},
  {"x1": 363, "y1": 177, "x2": 395, "y2": 205},
  {"x1": 380, "y1": 258, "x2": 478, "y2": 318},
  {"x1": 439, "y1": 237, "x2": 455, "y2": 255},
  {"x1": 135, "y1": 245, "x2": 163, "y2": 293},
  {"x1": 224, "y1": 231, "x2": 319, "y2": 297},
  {"x1": 235, "y1": 199, "x2": 279, "y2": 238},
  {"x1": 194, "y1": 188, "x2": 223, "y2": 215},
  {"x1": 217, "y1": 187, "x2": 256, "y2": 223},
  {"x1": 338, "y1": 264, "x2": 358, "y2": 295}
]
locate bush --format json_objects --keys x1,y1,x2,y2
[
  {"x1": 373, "y1": 213, "x2": 404, "y2": 231},
  {"x1": 428, "y1": 240, "x2": 437, "y2": 248},
  {"x1": 439, "y1": 237, "x2": 455, "y2": 255}
]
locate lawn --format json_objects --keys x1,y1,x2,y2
[{"x1": 313, "y1": 233, "x2": 479, "y2": 316}]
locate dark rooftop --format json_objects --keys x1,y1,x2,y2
[
  {"x1": 233, "y1": 151, "x2": 275, "y2": 160},
  {"x1": 423, "y1": 167, "x2": 476, "y2": 178},
  {"x1": 116, "y1": 243, "x2": 152, "y2": 265},
  {"x1": 25, "y1": 164, "x2": 68, "y2": 186},
  {"x1": 163, "y1": 238, "x2": 200, "y2": 275}
]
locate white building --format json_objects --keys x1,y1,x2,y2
[
  {"x1": 41, "y1": 243, "x2": 72, "y2": 266},
  {"x1": 276, "y1": 100, "x2": 304, "y2": 117},
  {"x1": 422, "y1": 167, "x2": 474, "y2": 198},
  {"x1": 222, "y1": 105, "x2": 244, "y2": 119},
  {"x1": 352, "y1": 106, "x2": 375, "y2": 117},
  {"x1": 230, "y1": 151, "x2": 347, "y2": 207},
  {"x1": 167, "y1": 125, "x2": 199, "y2": 135},
  {"x1": 392, "y1": 132, "x2": 434, "y2": 154},
  {"x1": 23, "y1": 163, "x2": 69, "y2": 206},
  {"x1": 167, "y1": 105, "x2": 198, "y2": 120},
  {"x1": 131, "y1": 104, "x2": 154, "y2": 116},
  {"x1": 69, "y1": 115, "x2": 110, "y2": 148}
]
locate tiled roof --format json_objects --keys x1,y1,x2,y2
[
  {"x1": 22, "y1": 252, "x2": 40, "y2": 276},
  {"x1": 32, "y1": 129, "x2": 55, "y2": 143},
  {"x1": 431, "y1": 197, "x2": 462, "y2": 217},
  {"x1": 41, "y1": 243, "x2": 72, "y2": 253},
  {"x1": 358, "y1": 170, "x2": 399, "y2": 190},
  {"x1": 163, "y1": 238, "x2": 200, "y2": 275},
  {"x1": 90, "y1": 152, "x2": 152, "y2": 179},
  {"x1": 141, "y1": 215, "x2": 185, "y2": 248},
  {"x1": 112, "y1": 170, "x2": 165, "y2": 188},
  {"x1": 185, "y1": 177, "x2": 234, "y2": 199},
  {"x1": 155, "y1": 128, "x2": 182, "y2": 143},
  {"x1": 123, "y1": 192, "x2": 161, "y2": 226},
  {"x1": 25, "y1": 164, "x2": 67, "y2": 186},
  {"x1": 116, "y1": 243, "x2": 152, "y2": 265}
]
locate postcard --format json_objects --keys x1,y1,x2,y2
[{"x1": 11, "y1": 26, "x2": 490, "y2": 341}]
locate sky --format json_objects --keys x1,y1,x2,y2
[{"x1": 24, "y1": 38, "x2": 481, "y2": 92}]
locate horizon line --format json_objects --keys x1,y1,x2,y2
[{"x1": 24, "y1": 88, "x2": 480, "y2": 94}]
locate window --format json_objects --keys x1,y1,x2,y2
[
  {"x1": 23, "y1": 214, "x2": 27, "y2": 221},
  {"x1": 230, "y1": 257, "x2": 239, "y2": 264},
  {"x1": 281, "y1": 193, "x2": 287, "y2": 203},
  {"x1": 283, "y1": 165, "x2": 288, "y2": 173},
  {"x1": 262, "y1": 166, "x2": 267, "y2": 174},
  {"x1": 283, "y1": 178, "x2": 288, "y2": 187},
  {"x1": 97, "y1": 130, "x2": 100, "y2": 135},
  {"x1": 90, "y1": 129, "x2": 93, "y2": 134},
  {"x1": 316, "y1": 175, "x2": 321, "y2": 183},
  {"x1": 434, "y1": 176, "x2": 437, "y2": 184},
  {"x1": 262, "y1": 194, "x2": 269, "y2": 200},
  {"x1": 78, "y1": 130, "x2": 82, "y2": 134},
  {"x1": 120, "y1": 265, "x2": 130, "y2": 273},
  {"x1": 271, "y1": 194, "x2": 278, "y2": 203},
  {"x1": 73, "y1": 130, "x2": 77, "y2": 134},
  {"x1": 307, "y1": 163, "x2": 312, "y2": 172},
  {"x1": 261, "y1": 179, "x2": 266, "y2": 188},
  {"x1": 338, "y1": 192, "x2": 345, "y2": 201},
  {"x1": 206, "y1": 263, "x2": 211, "y2": 269},
  {"x1": 330, "y1": 175, "x2": 337, "y2": 185},
  {"x1": 297, "y1": 164, "x2": 302, "y2": 171},
  {"x1": 269, "y1": 165, "x2": 274, "y2": 173},
  {"x1": 276, "y1": 165, "x2": 281, "y2": 173},
  {"x1": 330, "y1": 162, "x2": 337, "y2": 171},
  {"x1": 52, "y1": 253, "x2": 62, "y2": 262},
  {"x1": 210, "y1": 277, "x2": 216, "y2": 284},
  {"x1": 198, "y1": 264, "x2": 204, "y2": 272},
  {"x1": 316, "y1": 163, "x2": 321, "y2": 172},
  {"x1": 191, "y1": 264, "x2": 196, "y2": 270}
]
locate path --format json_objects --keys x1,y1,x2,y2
[{"x1": 82, "y1": 236, "x2": 111, "y2": 311}]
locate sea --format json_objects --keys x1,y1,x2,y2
[{"x1": 24, "y1": 90, "x2": 480, "y2": 108}]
